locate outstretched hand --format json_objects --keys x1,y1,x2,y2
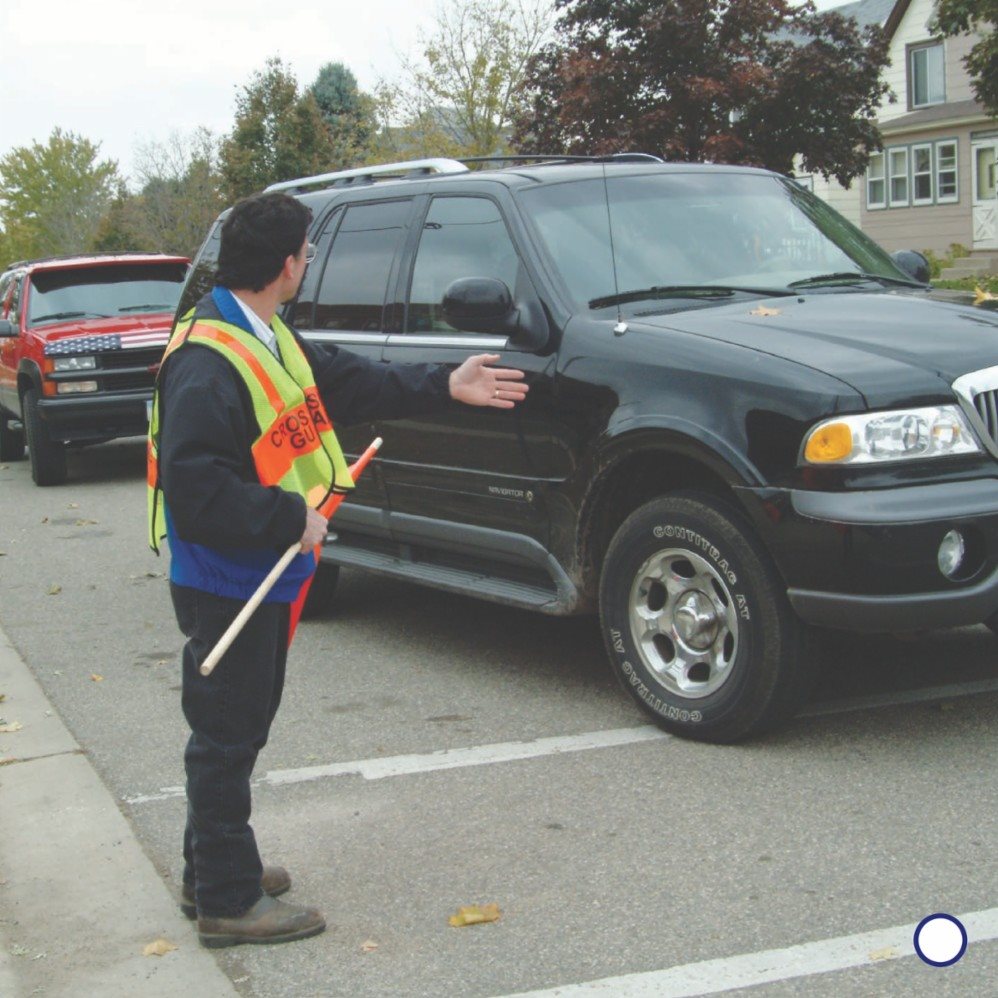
[{"x1": 449, "y1": 354, "x2": 529, "y2": 409}]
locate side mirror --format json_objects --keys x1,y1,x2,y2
[
  {"x1": 441, "y1": 277, "x2": 550, "y2": 351},
  {"x1": 891, "y1": 249, "x2": 931, "y2": 284},
  {"x1": 442, "y1": 277, "x2": 514, "y2": 329},
  {"x1": 0, "y1": 318, "x2": 16, "y2": 337}
]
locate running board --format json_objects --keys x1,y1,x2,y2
[{"x1": 318, "y1": 516, "x2": 580, "y2": 614}]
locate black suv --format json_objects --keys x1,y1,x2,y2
[{"x1": 178, "y1": 156, "x2": 998, "y2": 743}]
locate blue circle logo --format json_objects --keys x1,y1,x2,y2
[{"x1": 913, "y1": 913, "x2": 968, "y2": 967}]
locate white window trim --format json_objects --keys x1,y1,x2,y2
[
  {"x1": 911, "y1": 143, "x2": 934, "y2": 206},
  {"x1": 889, "y1": 147, "x2": 910, "y2": 207},
  {"x1": 867, "y1": 152, "x2": 886, "y2": 210},
  {"x1": 935, "y1": 140, "x2": 959, "y2": 204},
  {"x1": 910, "y1": 42, "x2": 946, "y2": 110}
]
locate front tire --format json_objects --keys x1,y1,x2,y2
[
  {"x1": 0, "y1": 407, "x2": 25, "y2": 461},
  {"x1": 23, "y1": 388, "x2": 67, "y2": 486},
  {"x1": 599, "y1": 493, "x2": 813, "y2": 743}
]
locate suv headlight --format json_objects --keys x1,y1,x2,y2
[
  {"x1": 53, "y1": 356, "x2": 96, "y2": 371},
  {"x1": 803, "y1": 405, "x2": 981, "y2": 464}
]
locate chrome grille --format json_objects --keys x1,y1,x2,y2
[
  {"x1": 976, "y1": 389, "x2": 998, "y2": 444},
  {"x1": 952, "y1": 365, "x2": 998, "y2": 454}
]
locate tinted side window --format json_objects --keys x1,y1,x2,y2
[
  {"x1": 176, "y1": 219, "x2": 223, "y2": 318},
  {"x1": 289, "y1": 207, "x2": 343, "y2": 328},
  {"x1": 313, "y1": 200, "x2": 411, "y2": 331},
  {"x1": 406, "y1": 197, "x2": 521, "y2": 333}
]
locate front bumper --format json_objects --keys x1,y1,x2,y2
[
  {"x1": 36, "y1": 390, "x2": 151, "y2": 443},
  {"x1": 744, "y1": 479, "x2": 998, "y2": 632}
]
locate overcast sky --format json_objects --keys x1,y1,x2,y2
[{"x1": 0, "y1": 0, "x2": 852, "y2": 186}]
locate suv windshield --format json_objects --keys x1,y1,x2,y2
[
  {"x1": 27, "y1": 263, "x2": 187, "y2": 327},
  {"x1": 518, "y1": 172, "x2": 914, "y2": 312}
]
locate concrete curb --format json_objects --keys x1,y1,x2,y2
[{"x1": 0, "y1": 623, "x2": 237, "y2": 997}]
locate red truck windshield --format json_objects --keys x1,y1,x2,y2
[{"x1": 27, "y1": 263, "x2": 187, "y2": 326}]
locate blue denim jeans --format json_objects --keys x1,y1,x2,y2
[{"x1": 171, "y1": 583, "x2": 290, "y2": 918}]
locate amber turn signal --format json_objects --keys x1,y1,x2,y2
[{"x1": 804, "y1": 421, "x2": 853, "y2": 462}]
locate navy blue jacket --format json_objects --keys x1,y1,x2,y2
[{"x1": 158, "y1": 289, "x2": 451, "y2": 601}]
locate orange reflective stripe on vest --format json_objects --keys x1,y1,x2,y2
[{"x1": 185, "y1": 323, "x2": 285, "y2": 416}]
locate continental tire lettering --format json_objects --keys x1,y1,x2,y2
[
  {"x1": 652, "y1": 525, "x2": 737, "y2": 585},
  {"x1": 610, "y1": 627, "x2": 625, "y2": 654},
  {"x1": 620, "y1": 659, "x2": 701, "y2": 723}
]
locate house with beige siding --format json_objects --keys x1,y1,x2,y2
[
  {"x1": 802, "y1": 0, "x2": 995, "y2": 268},
  {"x1": 860, "y1": 0, "x2": 996, "y2": 264}
]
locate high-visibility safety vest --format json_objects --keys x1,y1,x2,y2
[{"x1": 147, "y1": 310, "x2": 353, "y2": 558}]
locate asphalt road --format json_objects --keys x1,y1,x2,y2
[{"x1": 1, "y1": 439, "x2": 996, "y2": 997}]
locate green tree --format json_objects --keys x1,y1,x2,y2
[
  {"x1": 0, "y1": 128, "x2": 121, "y2": 261},
  {"x1": 220, "y1": 57, "x2": 335, "y2": 200},
  {"x1": 514, "y1": 0, "x2": 891, "y2": 186},
  {"x1": 932, "y1": 1, "x2": 998, "y2": 117},
  {"x1": 310, "y1": 62, "x2": 376, "y2": 166},
  {"x1": 376, "y1": 0, "x2": 553, "y2": 161}
]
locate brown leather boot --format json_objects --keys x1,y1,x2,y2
[
  {"x1": 197, "y1": 894, "x2": 325, "y2": 948},
  {"x1": 180, "y1": 865, "x2": 291, "y2": 920}
]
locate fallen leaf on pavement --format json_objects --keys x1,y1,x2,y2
[
  {"x1": 75, "y1": 519, "x2": 98, "y2": 526},
  {"x1": 449, "y1": 903, "x2": 501, "y2": 927},
  {"x1": 143, "y1": 939, "x2": 178, "y2": 957},
  {"x1": 361, "y1": 939, "x2": 379, "y2": 953},
  {"x1": 47, "y1": 585, "x2": 61, "y2": 596},
  {"x1": 0, "y1": 758, "x2": 16, "y2": 766},
  {"x1": 869, "y1": 946, "x2": 899, "y2": 961},
  {"x1": 90, "y1": 674, "x2": 104, "y2": 683},
  {"x1": 0, "y1": 721, "x2": 23, "y2": 733},
  {"x1": 41, "y1": 517, "x2": 48, "y2": 524},
  {"x1": 0, "y1": 694, "x2": 5, "y2": 702},
  {"x1": 68, "y1": 503, "x2": 79, "y2": 509}
]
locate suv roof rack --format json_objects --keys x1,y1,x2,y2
[
  {"x1": 459, "y1": 153, "x2": 664, "y2": 166},
  {"x1": 264, "y1": 158, "x2": 470, "y2": 194}
]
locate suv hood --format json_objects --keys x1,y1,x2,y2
[
  {"x1": 644, "y1": 291, "x2": 998, "y2": 408},
  {"x1": 36, "y1": 312, "x2": 173, "y2": 348}
]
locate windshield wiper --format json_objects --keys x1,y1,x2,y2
[
  {"x1": 31, "y1": 311, "x2": 109, "y2": 322},
  {"x1": 788, "y1": 271, "x2": 924, "y2": 290},
  {"x1": 118, "y1": 303, "x2": 175, "y2": 312},
  {"x1": 589, "y1": 284, "x2": 790, "y2": 310}
]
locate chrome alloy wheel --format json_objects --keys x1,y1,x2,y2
[{"x1": 627, "y1": 547, "x2": 739, "y2": 699}]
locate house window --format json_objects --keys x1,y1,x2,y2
[
  {"x1": 910, "y1": 43, "x2": 945, "y2": 108},
  {"x1": 936, "y1": 141, "x2": 958, "y2": 203},
  {"x1": 912, "y1": 144, "x2": 934, "y2": 204},
  {"x1": 867, "y1": 152, "x2": 886, "y2": 208},
  {"x1": 889, "y1": 148, "x2": 909, "y2": 206}
]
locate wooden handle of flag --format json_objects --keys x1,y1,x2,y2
[{"x1": 199, "y1": 436, "x2": 383, "y2": 677}]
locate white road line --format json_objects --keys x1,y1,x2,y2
[
  {"x1": 123, "y1": 726, "x2": 669, "y2": 804},
  {"x1": 492, "y1": 907, "x2": 998, "y2": 998},
  {"x1": 123, "y1": 676, "x2": 998, "y2": 805}
]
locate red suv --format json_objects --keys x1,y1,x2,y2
[{"x1": 0, "y1": 253, "x2": 188, "y2": 484}]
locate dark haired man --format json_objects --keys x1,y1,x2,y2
[{"x1": 148, "y1": 192, "x2": 527, "y2": 948}]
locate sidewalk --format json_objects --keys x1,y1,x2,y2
[{"x1": 0, "y1": 623, "x2": 237, "y2": 997}]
